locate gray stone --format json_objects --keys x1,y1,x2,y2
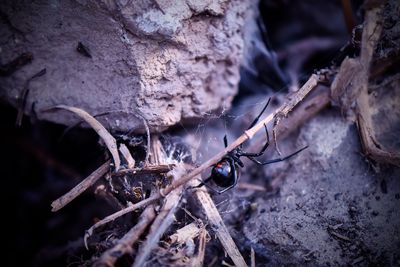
[{"x1": 0, "y1": 0, "x2": 251, "y2": 132}]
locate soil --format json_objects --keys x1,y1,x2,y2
[{"x1": 237, "y1": 109, "x2": 400, "y2": 266}]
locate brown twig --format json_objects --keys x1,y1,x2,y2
[
  {"x1": 119, "y1": 143, "x2": 135, "y2": 169},
  {"x1": 112, "y1": 164, "x2": 174, "y2": 176},
  {"x1": 84, "y1": 196, "x2": 159, "y2": 249},
  {"x1": 132, "y1": 150, "x2": 186, "y2": 267},
  {"x1": 51, "y1": 160, "x2": 111, "y2": 212},
  {"x1": 190, "y1": 226, "x2": 208, "y2": 267},
  {"x1": 94, "y1": 203, "x2": 156, "y2": 267},
  {"x1": 236, "y1": 182, "x2": 266, "y2": 192},
  {"x1": 355, "y1": 5, "x2": 400, "y2": 167},
  {"x1": 191, "y1": 180, "x2": 247, "y2": 267},
  {"x1": 132, "y1": 184, "x2": 184, "y2": 266},
  {"x1": 44, "y1": 105, "x2": 121, "y2": 170},
  {"x1": 331, "y1": 3, "x2": 400, "y2": 166}
]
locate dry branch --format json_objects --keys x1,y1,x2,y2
[
  {"x1": 84, "y1": 196, "x2": 159, "y2": 249},
  {"x1": 190, "y1": 227, "x2": 208, "y2": 267},
  {"x1": 94, "y1": 203, "x2": 156, "y2": 267},
  {"x1": 112, "y1": 164, "x2": 174, "y2": 176},
  {"x1": 191, "y1": 180, "x2": 247, "y2": 267},
  {"x1": 47, "y1": 105, "x2": 121, "y2": 170},
  {"x1": 132, "y1": 183, "x2": 184, "y2": 266},
  {"x1": 119, "y1": 143, "x2": 135, "y2": 169},
  {"x1": 355, "y1": 5, "x2": 400, "y2": 166},
  {"x1": 51, "y1": 160, "x2": 110, "y2": 212},
  {"x1": 248, "y1": 84, "x2": 331, "y2": 155},
  {"x1": 169, "y1": 221, "x2": 203, "y2": 245},
  {"x1": 331, "y1": 3, "x2": 400, "y2": 166},
  {"x1": 132, "y1": 149, "x2": 186, "y2": 266}
]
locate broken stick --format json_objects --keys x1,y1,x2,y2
[{"x1": 51, "y1": 160, "x2": 110, "y2": 212}]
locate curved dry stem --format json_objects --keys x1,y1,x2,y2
[{"x1": 46, "y1": 105, "x2": 121, "y2": 170}]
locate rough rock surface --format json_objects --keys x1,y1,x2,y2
[
  {"x1": 241, "y1": 110, "x2": 400, "y2": 265},
  {"x1": 0, "y1": 0, "x2": 250, "y2": 132}
]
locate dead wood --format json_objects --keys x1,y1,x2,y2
[
  {"x1": 84, "y1": 196, "x2": 159, "y2": 249},
  {"x1": 331, "y1": 3, "x2": 400, "y2": 166},
  {"x1": 112, "y1": 164, "x2": 174, "y2": 176},
  {"x1": 51, "y1": 160, "x2": 111, "y2": 212},
  {"x1": 169, "y1": 221, "x2": 203, "y2": 245},
  {"x1": 132, "y1": 165, "x2": 185, "y2": 267},
  {"x1": 191, "y1": 180, "x2": 248, "y2": 267},
  {"x1": 189, "y1": 227, "x2": 208, "y2": 267},
  {"x1": 94, "y1": 203, "x2": 156, "y2": 267},
  {"x1": 44, "y1": 105, "x2": 121, "y2": 170},
  {"x1": 119, "y1": 143, "x2": 135, "y2": 169},
  {"x1": 355, "y1": 5, "x2": 400, "y2": 166}
]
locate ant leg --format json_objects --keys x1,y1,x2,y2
[
  {"x1": 248, "y1": 145, "x2": 308, "y2": 165},
  {"x1": 223, "y1": 135, "x2": 228, "y2": 148},
  {"x1": 247, "y1": 98, "x2": 271, "y2": 129},
  {"x1": 238, "y1": 124, "x2": 270, "y2": 158}
]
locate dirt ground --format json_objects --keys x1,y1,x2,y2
[{"x1": 235, "y1": 109, "x2": 400, "y2": 266}]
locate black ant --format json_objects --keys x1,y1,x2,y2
[{"x1": 197, "y1": 98, "x2": 308, "y2": 193}]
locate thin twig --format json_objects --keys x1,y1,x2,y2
[
  {"x1": 84, "y1": 196, "x2": 159, "y2": 249},
  {"x1": 236, "y1": 182, "x2": 266, "y2": 192},
  {"x1": 44, "y1": 105, "x2": 121, "y2": 170},
  {"x1": 94, "y1": 203, "x2": 156, "y2": 267},
  {"x1": 119, "y1": 143, "x2": 135, "y2": 169},
  {"x1": 247, "y1": 84, "x2": 330, "y2": 155},
  {"x1": 132, "y1": 150, "x2": 186, "y2": 266},
  {"x1": 132, "y1": 184, "x2": 184, "y2": 266},
  {"x1": 191, "y1": 180, "x2": 247, "y2": 267},
  {"x1": 112, "y1": 164, "x2": 174, "y2": 176},
  {"x1": 190, "y1": 227, "x2": 208, "y2": 267},
  {"x1": 51, "y1": 160, "x2": 111, "y2": 212},
  {"x1": 340, "y1": 0, "x2": 356, "y2": 35},
  {"x1": 137, "y1": 113, "x2": 151, "y2": 166}
]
